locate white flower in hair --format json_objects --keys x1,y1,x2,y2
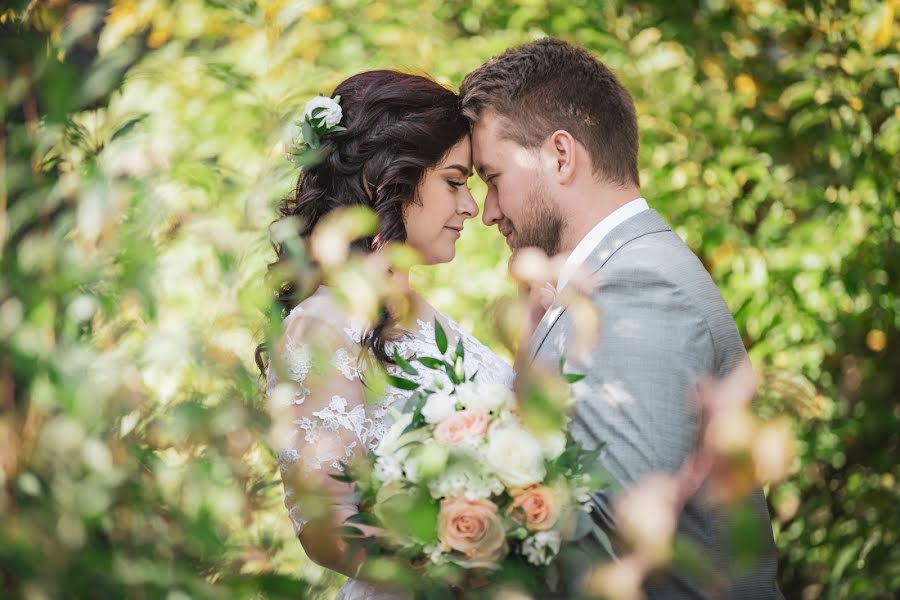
[
  {"x1": 283, "y1": 94, "x2": 346, "y2": 168},
  {"x1": 304, "y1": 95, "x2": 343, "y2": 128}
]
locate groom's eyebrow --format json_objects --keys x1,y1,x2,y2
[
  {"x1": 443, "y1": 164, "x2": 473, "y2": 177},
  {"x1": 474, "y1": 163, "x2": 494, "y2": 179}
]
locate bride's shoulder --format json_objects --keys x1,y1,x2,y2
[{"x1": 280, "y1": 286, "x2": 364, "y2": 346}]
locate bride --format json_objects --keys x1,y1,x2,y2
[{"x1": 263, "y1": 70, "x2": 516, "y2": 599}]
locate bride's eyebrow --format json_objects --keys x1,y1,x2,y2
[{"x1": 442, "y1": 164, "x2": 473, "y2": 177}]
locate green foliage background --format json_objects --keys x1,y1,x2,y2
[{"x1": 1, "y1": 1, "x2": 897, "y2": 598}]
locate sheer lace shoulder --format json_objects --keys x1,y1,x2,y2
[{"x1": 266, "y1": 291, "x2": 381, "y2": 535}]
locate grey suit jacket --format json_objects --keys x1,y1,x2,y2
[{"x1": 529, "y1": 209, "x2": 782, "y2": 599}]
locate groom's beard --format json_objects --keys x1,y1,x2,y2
[{"x1": 511, "y1": 179, "x2": 565, "y2": 256}]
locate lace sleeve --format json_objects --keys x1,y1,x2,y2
[{"x1": 267, "y1": 305, "x2": 372, "y2": 537}]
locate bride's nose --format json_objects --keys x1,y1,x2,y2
[{"x1": 458, "y1": 188, "x2": 479, "y2": 219}]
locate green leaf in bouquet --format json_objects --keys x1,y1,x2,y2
[
  {"x1": 422, "y1": 562, "x2": 466, "y2": 592},
  {"x1": 358, "y1": 557, "x2": 420, "y2": 591},
  {"x1": 402, "y1": 390, "x2": 427, "y2": 414},
  {"x1": 375, "y1": 487, "x2": 439, "y2": 544},
  {"x1": 387, "y1": 374, "x2": 420, "y2": 390},
  {"x1": 329, "y1": 472, "x2": 353, "y2": 483},
  {"x1": 434, "y1": 318, "x2": 448, "y2": 354},
  {"x1": 416, "y1": 357, "x2": 445, "y2": 370},
  {"x1": 406, "y1": 402, "x2": 427, "y2": 432},
  {"x1": 442, "y1": 361, "x2": 461, "y2": 385},
  {"x1": 393, "y1": 349, "x2": 419, "y2": 376},
  {"x1": 559, "y1": 354, "x2": 586, "y2": 383},
  {"x1": 454, "y1": 338, "x2": 465, "y2": 361},
  {"x1": 453, "y1": 355, "x2": 465, "y2": 382},
  {"x1": 336, "y1": 525, "x2": 366, "y2": 537},
  {"x1": 420, "y1": 587, "x2": 455, "y2": 600},
  {"x1": 406, "y1": 499, "x2": 440, "y2": 543},
  {"x1": 345, "y1": 511, "x2": 382, "y2": 527},
  {"x1": 490, "y1": 555, "x2": 541, "y2": 593}
]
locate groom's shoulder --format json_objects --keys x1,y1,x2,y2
[
  {"x1": 600, "y1": 230, "x2": 733, "y2": 316},
  {"x1": 601, "y1": 228, "x2": 705, "y2": 282}
]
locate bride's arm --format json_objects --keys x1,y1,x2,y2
[{"x1": 268, "y1": 312, "x2": 382, "y2": 580}]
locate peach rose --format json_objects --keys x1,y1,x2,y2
[
  {"x1": 433, "y1": 409, "x2": 489, "y2": 447},
  {"x1": 506, "y1": 485, "x2": 560, "y2": 531},
  {"x1": 437, "y1": 497, "x2": 508, "y2": 566}
]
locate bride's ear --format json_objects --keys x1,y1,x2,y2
[{"x1": 547, "y1": 130, "x2": 577, "y2": 185}]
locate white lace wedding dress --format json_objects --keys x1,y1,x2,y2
[{"x1": 265, "y1": 287, "x2": 515, "y2": 600}]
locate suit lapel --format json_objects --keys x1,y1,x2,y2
[
  {"x1": 527, "y1": 302, "x2": 566, "y2": 358},
  {"x1": 527, "y1": 209, "x2": 672, "y2": 362}
]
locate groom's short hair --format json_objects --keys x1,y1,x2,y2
[{"x1": 460, "y1": 37, "x2": 639, "y2": 187}]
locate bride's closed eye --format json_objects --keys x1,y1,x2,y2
[{"x1": 448, "y1": 180, "x2": 468, "y2": 190}]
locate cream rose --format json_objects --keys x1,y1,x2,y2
[
  {"x1": 486, "y1": 427, "x2": 546, "y2": 488},
  {"x1": 455, "y1": 382, "x2": 515, "y2": 414},
  {"x1": 421, "y1": 392, "x2": 456, "y2": 424},
  {"x1": 535, "y1": 429, "x2": 567, "y2": 460},
  {"x1": 437, "y1": 497, "x2": 507, "y2": 566},
  {"x1": 433, "y1": 409, "x2": 489, "y2": 447},
  {"x1": 506, "y1": 485, "x2": 560, "y2": 531}
]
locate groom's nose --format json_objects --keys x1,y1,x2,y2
[{"x1": 482, "y1": 190, "x2": 503, "y2": 226}]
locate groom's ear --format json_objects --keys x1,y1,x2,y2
[{"x1": 547, "y1": 130, "x2": 578, "y2": 185}]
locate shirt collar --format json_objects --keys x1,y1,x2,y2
[{"x1": 557, "y1": 197, "x2": 649, "y2": 290}]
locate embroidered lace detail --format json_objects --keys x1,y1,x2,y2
[
  {"x1": 343, "y1": 320, "x2": 364, "y2": 344},
  {"x1": 332, "y1": 347, "x2": 362, "y2": 380},
  {"x1": 312, "y1": 395, "x2": 377, "y2": 447},
  {"x1": 283, "y1": 336, "x2": 312, "y2": 403}
]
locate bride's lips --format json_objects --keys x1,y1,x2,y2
[{"x1": 445, "y1": 226, "x2": 462, "y2": 238}]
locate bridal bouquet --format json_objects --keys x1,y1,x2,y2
[{"x1": 335, "y1": 320, "x2": 607, "y2": 590}]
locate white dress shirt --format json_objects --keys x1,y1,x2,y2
[{"x1": 556, "y1": 197, "x2": 649, "y2": 291}]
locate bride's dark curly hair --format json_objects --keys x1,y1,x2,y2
[{"x1": 260, "y1": 70, "x2": 469, "y2": 369}]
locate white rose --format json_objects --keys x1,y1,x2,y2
[
  {"x1": 373, "y1": 455, "x2": 404, "y2": 484},
  {"x1": 303, "y1": 95, "x2": 343, "y2": 128},
  {"x1": 521, "y1": 530, "x2": 561, "y2": 566},
  {"x1": 535, "y1": 429, "x2": 567, "y2": 461},
  {"x1": 486, "y1": 427, "x2": 546, "y2": 488},
  {"x1": 421, "y1": 392, "x2": 456, "y2": 424},
  {"x1": 455, "y1": 382, "x2": 515, "y2": 414}
]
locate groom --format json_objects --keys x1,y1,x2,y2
[{"x1": 461, "y1": 38, "x2": 782, "y2": 598}]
